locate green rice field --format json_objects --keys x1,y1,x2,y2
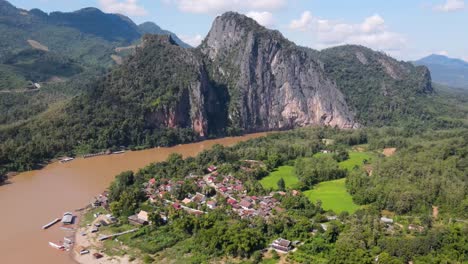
[
  {"x1": 339, "y1": 152, "x2": 373, "y2": 171},
  {"x1": 260, "y1": 165, "x2": 299, "y2": 190},
  {"x1": 303, "y1": 178, "x2": 360, "y2": 213}
]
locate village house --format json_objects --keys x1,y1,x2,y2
[
  {"x1": 182, "y1": 198, "x2": 192, "y2": 205},
  {"x1": 148, "y1": 178, "x2": 156, "y2": 186},
  {"x1": 207, "y1": 200, "x2": 217, "y2": 209},
  {"x1": 62, "y1": 212, "x2": 74, "y2": 225},
  {"x1": 91, "y1": 193, "x2": 108, "y2": 208},
  {"x1": 128, "y1": 210, "x2": 149, "y2": 226},
  {"x1": 172, "y1": 203, "x2": 182, "y2": 210},
  {"x1": 380, "y1": 217, "x2": 394, "y2": 224},
  {"x1": 239, "y1": 199, "x2": 253, "y2": 210},
  {"x1": 271, "y1": 238, "x2": 292, "y2": 253},
  {"x1": 207, "y1": 165, "x2": 217, "y2": 173},
  {"x1": 227, "y1": 197, "x2": 237, "y2": 204},
  {"x1": 191, "y1": 193, "x2": 206, "y2": 204}
]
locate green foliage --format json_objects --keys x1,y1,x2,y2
[
  {"x1": 319, "y1": 45, "x2": 434, "y2": 127},
  {"x1": 277, "y1": 178, "x2": 286, "y2": 191},
  {"x1": 99, "y1": 126, "x2": 467, "y2": 263},
  {"x1": 295, "y1": 155, "x2": 347, "y2": 188},
  {"x1": 347, "y1": 129, "x2": 468, "y2": 216},
  {"x1": 0, "y1": 168, "x2": 6, "y2": 185}
]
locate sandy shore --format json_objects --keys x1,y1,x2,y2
[{"x1": 72, "y1": 213, "x2": 141, "y2": 264}]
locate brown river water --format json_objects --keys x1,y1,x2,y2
[{"x1": 0, "y1": 133, "x2": 267, "y2": 264}]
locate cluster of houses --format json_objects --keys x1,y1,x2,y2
[
  {"x1": 204, "y1": 170, "x2": 284, "y2": 219},
  {"x1": 227, "y1": 194, "x2": 283, "y2": 219},
  {"x1": 139, "y1": 166, "x2": 286, "y2": 221}
]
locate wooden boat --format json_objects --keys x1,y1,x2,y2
[
  {"x1": 60, "y1": 227, "x2": 75, "y2": 231},
  {"x1": 64, "y1": 237, "x2": 73, "y2": 244},
  {"x1": 60, "y1": 157, "x2": 74, "y2": 163},
  {"x1": 112, "y1": 150, "x2": 125, "y2": 154},
  {"x1": 48, "y1": 242, "x2": 65, "y2": 250},
  {"x1": 42, "y1": 218, "x2": 60, "y2": 229}
]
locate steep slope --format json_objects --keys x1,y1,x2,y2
[
  {"x1": 139, "y1": 22, "x2": 190, "y2": 48},
  {"x1": 0, "y1": 35, "x2": 218, "y2": 170},
  {"x1": 200, "y1": 12, "x2": 357, "y2": 131},
  {"x1": 0, "y1": 0, "x2": 188, "y2": 67},
  {"x1": 0, "y1": 0, "x2": 189, "y2": 125},
  {"x1": 319, "y1": 45, "x2": 433, "y2": 126},
  {"x1": 415, "y1": 54, "x2": 468, "y2": 89},
  {"x1": 0, "y1": 12, "x2": 445, "y2": 172}
]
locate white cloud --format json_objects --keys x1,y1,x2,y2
[
  {"x1": 180, "y1": 34, "x2": 204, "y2": 47},
  {"x1": 98, "y1": 0, "x2": 148, "y2": 16},
  {"x1": 289, "y1": 11, "x2": 313, "y2": 31},
  {"x1": 166, "y1": 0, "x2": 286, "y2": 14},
  {"x1": 433, "y1": 0, "x2": 465, "y2": 12},
  {"x1": 246, "y1": 11, "x2": 275, "y2": 27},
  {"x1": 288, "y1": 12, "x2": 406, "y2": 53}
]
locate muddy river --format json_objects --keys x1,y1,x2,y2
[{"x1": 0, "y1": 133, "x2": 267, "y2": 263}]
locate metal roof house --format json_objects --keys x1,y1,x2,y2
[
  {"x1": 271, "y1": 238, "x2": 292, "y2": 253},
  {"x1": 61, "y1": 212, "x2": 74, "y2": 225}
]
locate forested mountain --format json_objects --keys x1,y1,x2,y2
[
  {"x1": 0, "y1": 0, "x2": 189, "y2": 126},
  {"x1": 320, "y1": 45, "x2": 433, "y2": 126},
  {"x1": 0, "y1": 12, "x2": 466, "y2": 173},
  {"x1": 415, "y1": 54, "x2": 468, "y2": 89},
  {"x1": 0, "y1": 0, "x2": 188, "y2": 90},
  {"x1": 138, "y1": 22, "x2": 190, "y2": 48}
]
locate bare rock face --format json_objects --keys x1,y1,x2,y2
[
  {"x1": 200, "y1": 12, "x2": 358, "y2": 130},
  {"x1": 103, "y1": 13, "x2": 433, "y2": 138}
]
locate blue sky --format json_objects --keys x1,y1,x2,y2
[{"x1": 8, "y1": 0, "x2": 468, "y2": 61}]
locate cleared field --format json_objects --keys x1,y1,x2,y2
[
  {"x1": 340, "y1": 151, "x2": 373, "y2": 171},
  {"x1": 260, "y1": 165, "x2": 299, "y2": 190},
  {"x1": 304, "y1": 178, "x2": 360, "y2": 213}
]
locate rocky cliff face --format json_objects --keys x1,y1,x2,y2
[
  {"x1": 111, "y1": 12, "x2": 433, "y2": 135},
  {"x1": 200, "y1": 12, "x2": 357, "y2": 130}
]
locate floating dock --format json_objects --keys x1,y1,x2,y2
[{"x1": 42, "y1": 218, "x2": 60, "y2": 229}]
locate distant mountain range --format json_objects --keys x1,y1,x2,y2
[
  {"x1": 0, "y1": 0, "x2": 189, "y2": 90},
  {"x1": 415, "y1": 54, "x2": 468, "y2": 89}
]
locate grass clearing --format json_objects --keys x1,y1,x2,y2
[
  {"x1": 339, "y1": 152, "x2": 373, "y2": 171},
  {"x1": 304, "y1": 178, "x2": 360, "y2": 213},
  {"x1": 260, "y1": 165, "x2": 298, "y2": 190},
  {"x1": 79, "y1": 207, "x2": 107, "y2": 227}
]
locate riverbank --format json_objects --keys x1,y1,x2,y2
[
  {"x1": 72, "y1": 209, "x2": 142, "y2": 264},
  {"x1": 0, "y1": 132, "x2": 267, "y2": 264}
]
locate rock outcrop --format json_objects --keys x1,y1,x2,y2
[{"x1": 200, "y1": 12, "x2": 357, "y2": 130}]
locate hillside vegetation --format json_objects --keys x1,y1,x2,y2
[
  {"x1": 0, "y1": 0, "x2": 190, "y2": 127},
  {"x1": 99, "y1": 126, "x2": 467, "y2": 263},
  {"x1": 0, "y1": 12, "x2": 467, "y2": 173}
]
